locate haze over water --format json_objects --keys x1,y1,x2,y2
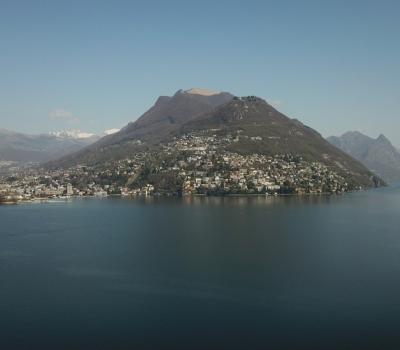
[{"x1": 1, "y1": 185, "x2": 400, "y2": 349}]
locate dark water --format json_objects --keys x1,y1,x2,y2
[{"x1": 1, "y1": 185, "x2": 400, "y2": 349}]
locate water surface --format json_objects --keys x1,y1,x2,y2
[{"x1": 1, "y1": 186, "x2": 400, "y2": 348}]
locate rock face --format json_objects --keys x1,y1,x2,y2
[{"x1": 327, "y1": 131, "x2": 400, "y2": 182}]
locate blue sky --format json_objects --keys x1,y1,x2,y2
[{"x1": 1, "y1": 0, "x2": 400, "y2": 146}]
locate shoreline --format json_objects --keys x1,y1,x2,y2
[
  {"x1": 2, "y1": 183, "x2": 393, "y2": 205},
  {"x1": 0, "y1": 189, "x2": 370, "y2": 204}
]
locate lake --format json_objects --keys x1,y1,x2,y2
[{"x1": 1, "y1": 185, "x2": 400, "y2": 349}]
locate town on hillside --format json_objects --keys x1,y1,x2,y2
[{"x1": 0, "y1": 130, "x2": 360, "y2": 203}]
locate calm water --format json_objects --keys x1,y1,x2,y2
[{"x1": 1, "y1": 185, "x2": 400, "y2": 349}]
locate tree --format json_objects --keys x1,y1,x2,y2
[
  {"x1": 292, "y1": 156, "x2": 301, "y2": 164},
  {"x1": 196, "y1": 186, "x2": 207, "y2": 194}
]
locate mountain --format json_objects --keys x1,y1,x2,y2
[
  {"x1": 96, "y1": 129, "x2": 120, "y2": 138},
  {"x1": 103, "y1": 89, "x2": 233, "y2": 145},
  {"x1": 45, "y1": 129, "x2": 120, "y2": 140},
  {"x1": 0, "y1": 128, "x2": 119, "y2": 165},
  {"x1": 46, "y1": 94, "x2": 384, "y2": 190},
  {"x1": 326, "y1": 131, "x2": 400, "y2": 182},
  {"x1": 46, "y1": 89, "x2": 234, "y2": 167},
  {"x1": 173, "y1": 96, "x2": 383, "y2": 188},
  {"x1": 45, "y1": 130, "x2": 95, "y2": 139}
]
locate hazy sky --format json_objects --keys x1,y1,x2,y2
[{"x1": 1, "y1": 0, "x2": 399, "y2": 146}]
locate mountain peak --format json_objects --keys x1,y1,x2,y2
[
  {"x1": 44, "y1": 129, "x2": 120, "y2": 139},
  {"x1": 327, "y1": 131, "x2": 400, "y2": 182},
  {"x1": 185, "y1": 88, "x2": 222, "y2": 96},
  {"x1": 377, "y1": 134, "x2": 389, "y2": 142},
  {"x1": 45, "y1": 130, "x2": 95, "y2": 139},
  {"x1": 0, "y1": 127, "x2": 17, "y2": 135},
  {"x1": 96, "y1": 129, "x2": 120, "y2": 137}
]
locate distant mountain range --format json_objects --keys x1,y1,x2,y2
[
  {"x1": 0, "y1": 127, "x2": 119, "y2": 164},
  {"x1": 45, "y1": 129, "x2": 119, "y2": 139},
  {"x1": 46, "y1": 89, "x2": 384, "y2": 189},
  {"x1": 327, "y1": 131, "x2": 400, "y2": 182}
]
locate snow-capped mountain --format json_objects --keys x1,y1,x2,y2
[
  {"x1": 94, "y1": 129, "x2": 120, "y2": 138},
  {"x1": 44, "y1": 130, "x2": 95, "y2": 139},
  {"x1": 0, "y1": 127, "x2": 120, "y2": 165},
  {"x1": 43, "y1": 129, "x2": 119, "y2": 139}
]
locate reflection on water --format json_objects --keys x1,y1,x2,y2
[{"x1": 125, "y1": 192, "x2": 343, "y2": 206}]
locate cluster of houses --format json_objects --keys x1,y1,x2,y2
[
  {"x1": 0, "y1": 130, "x2": 353, "y2": 202},
  {"x1": 177, "y1": 153, "x2": 347, "y2": 195},
  {"x1": 156, "y1": 131, "x2": 349, "y2": 194}
]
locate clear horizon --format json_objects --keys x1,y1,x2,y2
[{"x1": 1, "y1": 1, "x2": 399, "y2": 147}]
